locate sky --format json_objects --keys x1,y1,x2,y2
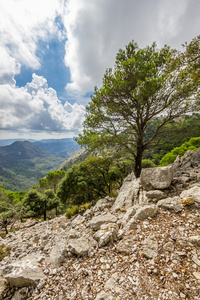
[{"x1": 0, "y1": 0, "x2": 199, "y2": 140}]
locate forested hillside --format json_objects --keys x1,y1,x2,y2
[{"x1": 0, "y1": 141, "x2": 64, "y2": 191}]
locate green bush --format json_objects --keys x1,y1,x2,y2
[
  {"x1": 160, "y1": 137, "x2": 200, "y2": 166},
  {"x1": 142, "y1": 159, "x2": 156, "y2": 168},
  {"x1": 65, "y1": 206, "x2": 80, "y2": 219},
  {"x1": 0, "y1": 244, "x2": 11, "y2": 261}
]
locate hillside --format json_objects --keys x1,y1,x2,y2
[
  {"x1": 33, "y1": 138, "x2": 80, "y2": 158},
  {"x1": 0, "y1": 141, "x2": 64, "y2": 191},
  {"x1": 0, "y1": 148, "x2": 200, "y2": 299}
]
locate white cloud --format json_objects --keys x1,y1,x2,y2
[
  {"x1": 63, "y1": 0, "x2": 200, "y2": 94},
  {"x1": 0, "y1": 74, "x2": 86, "y2": 135},
  {"x1": 0, "y1": 0, "x2": 65, "y2": 83}
]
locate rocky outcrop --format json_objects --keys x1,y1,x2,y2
[{"x1": 1, "y1": 148, "x2": 200, "y2": 299}]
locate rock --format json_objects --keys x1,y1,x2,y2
[
  {"x1": 112, "y1": 174, "x2": 140, "y2": 211},
  {"x1": 188, "y1": 236, "x2": 200, "y2": 247},
  {"x1": 181, "y1": 197, "x2": 195, "y2": 206},
  {"x1": 163, "y1": 241, "x2": 174, "y2": 252},
  {"x1": 140, "y1": 165, "x2": 174, "y2": 190},
  {"x1": 0, "y1": 275, "x2": 7, "y2": 297},
  {"x1": 126, "y1": 217, "x2": 138, "y2": 230},
  {"x1": 180, "y1": 186, "x2": 200, "y2": 203},
  {"x1": 140, "y1": 236, "x2": 158, "y2": 259},
  {"x1": 117, "y1": 236, "x2": 136, "y2": 254},
  {"x1": 193, "y1": 272, "x2": 200, "y2": 280},
  {"x1": 68, "y1": 235, "x2": 97, "y2": 256},
  {"x1": 133, "y1": 205, "x2": 158, "y2": 221},
  {"x1": 120, "y1": 206, "x2": 137, "y2": 227},
  {"x1": 90, "y1": 213, "x2": 117, "y2": 231},
  {"x1": 93, "y1": 223, "x2": 118, "y2": 248},
  {"x1": 3, "y1": 257, "x2": 46, "y2": 287},
  {"x1": 93, "y1": 196, "x2": 114, "y2": 212},
  {"x1": 157, "y1": 197, "x2": 183, "y2": 213},
  {"x1": 104, "y1": 272, "x2": 118, "y2": 290},
  {"x1": 95, "y1": 291, "x2": 113, "y2": 300},
  {"x1": 146, "y1": 190, "x2": 166, "y2": 202},
  {"x1": 71, "y1": 215, "x2": 85, "y2": 228},
  {"x1": 50, "y1": 238, "x2": 68, "y2": 267}
]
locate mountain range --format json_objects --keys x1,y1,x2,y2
[{"x1": 0, "y1": 141, "x2": 67, "y2": 191}]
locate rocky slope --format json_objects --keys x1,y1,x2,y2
[{"x1": 1, "y1": 149, "x2": 200, "y2": 300}]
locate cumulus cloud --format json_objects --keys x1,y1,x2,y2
[
  {"x1": 0, "y1": 74, "x2": 86, "y2": 135},
  {"x1": 0, "y1": 0, "x2": 65, "y2": 83},
  {"x1": 64, "y1": 0, "x2": 200, "y2": 94}
]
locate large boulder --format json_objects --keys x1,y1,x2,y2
[
  {"x1": 90, "y1": 213, "x2": 117, "y2": 231},
  {"x1": 112, "y1": 174, "x2": 140, "y2": 211},
  {"x1": 68, "y1": 235, "x2": 97, "y2": 256},
  {"x1": 157, "y1": 197, "x2": 183, "y2": 213},
  {"x1": 3, "y1": 257, "x2": 46, "y2": 287},
  {"x1": 140, "y1": 236, "x2": 158, "y2": 259},
  {"x1": 50, "y1": 238, "x2": 68, "y2": 267},
  {"x1": 140, "y1": 165, "x2": 174, "y2": 190},
  {"x1": 180, "y1": 186, "x2": 200, "y2": 203}
]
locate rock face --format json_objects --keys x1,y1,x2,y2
[
  {"x1": 140, "y1": 165, "x2": 174, "y2": 190},
  {"x1": 1, "y1": 148, "x2": 200, "y2": 299},
  {"x1": 111, "y1": 174, "x2": 140, "y2": 210}
]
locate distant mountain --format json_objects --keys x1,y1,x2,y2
[
  {"x1": 33, "y1": 138, "x2": 80, "y2": 158},
  {"x1": 0, "y1": 139, "x2": 36, "y2": 146},
  {"x1": 0, "y1": 141, "x2": 64, "y2": 191}
]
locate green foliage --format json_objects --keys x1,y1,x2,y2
[
  {"x1": 65, "y1": 206, "x2": 80, "y2": 219},
  {"x1": 0, "y1": 244, "x2": 11, "y2": 261},
  {"x1": 76, "y1": 39, "x2": 199, "y2": 178},
  {"x1": 0, "y1": 141, "x2": 64, "y2": 191},
  {"x1": 160, "y1": 137, "x2": 200, "y2": 166},
  {"x1": 57, "y1": 156, "x2": 126, "y2": 206},
  {"x1": 141, "y1": 159, "x2": 156, "y2": 168}
]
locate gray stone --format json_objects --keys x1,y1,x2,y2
[
  {"x1": 50, "y1": 239, "x2": 68, "y2": 267},
  {"x1": 133, "y1": 205, "x2": 158, "y2": 221},
  {"x1": 188, "y1": 236, "x2": 200, "y2": 247},
  {"x1": 104, "y1": 272, "x2": 118, "y2": 290},
  {"x1": 95, "y1": 291, "x2": 113, "y2": 300},
  {"x1": 112, "y1": 174, "x2": 140, "y2": 211},
  {"x1": 93, "y1": 223, "x2": 118, "y2": 248},
  {"x1": 140, "y1": 165, "x2": 174, "y2": 190},
  {"x1": 93, "y1": 196, "x2": 114, "y2": 212},
  {"x1": 3, "y1": 257, "x2": 46, "y2": 287},
  {"x1": 120, "y1": 206, "x2": 137, "y2": 227},
  {"x1": 117, "y1": 236, "x2": 136, "y2": 254},
  {"x1": 163, "y1": 241, "x2": 174, "y2": 252},
  {"x1": 140, "y1": 236, "x2": 158, "y2": 259},
  {"x1": 90, "y1": 213, "x2": 117, "y2": 231},
  {"x1": 146, "y1": 190, "x2": 166, "y2": 202},
  {"x1": 68, "y1": 235, "x2": 97, "y2": 256},
  {"x1": 157, "y1": 197, "x2": 183, "y2": 213},
  {"x1": 180, "y1": 186, "x2": 200, "y2": 203},
  {"x1": 0, "y1": 275, "x2": 7, "y2": 297}
]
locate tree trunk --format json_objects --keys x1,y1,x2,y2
[
  {"x1": 135, "y1": 139, "x2": 144, "y2": 178},
  {"x1": 43, "y1": 210, "x2": 46, "y2": 221}
]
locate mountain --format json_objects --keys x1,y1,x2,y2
[
  {"x1": 0, "y1": 139, "x2": 36, "y2": 146},
  {"x1": 0, "y1": 141, "x2": 64, "y2": 191},
  {"x1": 33, "y1": 138, "x2": 80, "y2": 158}
]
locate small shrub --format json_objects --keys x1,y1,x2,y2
[
  {"x1": 81, "y1": 203, "x2": 91, "y2": 211},
  {"x1": 142, "y1": 159, "x2": 156, "y2": 168},
  {"x1": 65, "y1": 206, "x2": 80, "y2": 219},
  {"x1": 0, "y1": 244, "x2": 11, "y2": 261}
]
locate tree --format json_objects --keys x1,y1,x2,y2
[
  {"x1": 23, "y1": 189, "x2": 59, "y2": 220},
  {"x1": 46, "y1": 170, "x2": 65, "y2": 193},
  {"x1": 57, "y1": 156, "x2": 124, "y2": 205},
  {"x1": 76, "y1": 40, "x2": 199, "y2": 177}
]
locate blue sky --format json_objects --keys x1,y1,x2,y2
[{"x1": 0, "y1": 0, "x2": 200, "y2": 140}]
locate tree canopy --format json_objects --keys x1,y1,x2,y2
[{"x1": 76, "y1": 38, "x2": 200, "y2": 177}]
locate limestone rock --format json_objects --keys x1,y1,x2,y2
[
  {"x1": 188, "y1": 236, "x2": 200, "y2": 247},
  {"x1": 3, "y1": 257, "x2": 46, "y2": 287},
  {"x1": 104, "y1": 272, "x2": 118, "y2": 290},
  {"x1": 146, "y1": 190, "x2": 166, "y2": 202},
  {"x1": 133, "y1": 205, "x2": 158, "y2": 221},
  {"x1": 117, "y1": 236, "x2": 136, "y2": 254},
  {"x1": 93, "y1": 223, "x2": 118, "y2": 248},
  {"x1": 93, "y1": 196, "x2": 114, "y2": 212},
  {"x1": 0, "y1": 275, "x2": 7, "y2": 297},
  {"x1": 68, "y1": 235, "x2": 97, "y2": 256},
  {"x1": 140, "y1": 236, "x2": 158, "y2": 259},
  {"x1": 180, "y1": 186, "x2": 200, "y2": 203},
  {"x1": 120, "y1": 206, "x2": 137, "y2": 228},
  {"x1": 157, "y1": 197, "x2": 183, "y2": 213},
  {"x1": 95, "y1": 291, "x2": 113, "y2": 300},
  {"x1": 90, "y1": 213, "x2": 117, "y2": 231},
  {"x1": 140, "y1": 165, "x2": 174, "y2": 190},
  {"x1": 112, "y1": 174, "x2": 140, "y2": 211},
  {"x1": 50, "y1": 238, "x2": 68, "y2": 267}
]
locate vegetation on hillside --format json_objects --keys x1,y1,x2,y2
[{"x1": 76, "y1": 36, "x2": 200, "y2": 177}]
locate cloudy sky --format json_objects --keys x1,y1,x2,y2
[{"x1": 0, "y1": 0, "x2": 199, "y2": 140}]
